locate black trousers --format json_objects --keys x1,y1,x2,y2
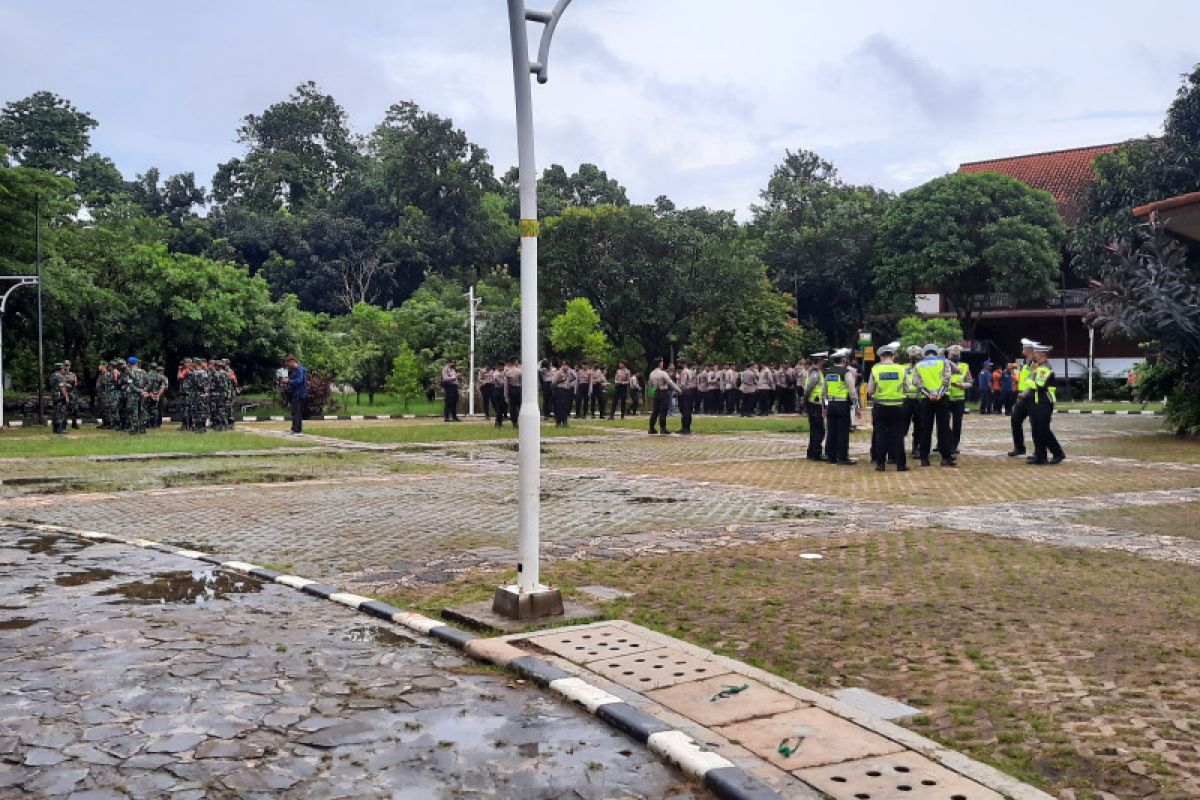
[
  {"x1": 903, "y1": 398, "x2": 921, "y2": 454},
  {"x1": 481, "y1": 385, "x2": 494, "y2": 419},
  {"x1": 507, "y1": 385, "x2": 521, "y2": 427},
  {"x1": 614, "y1": 383, "x2": 629, "y2": 417},
  {"x1": 590, "y1": 386, "x2": 607, "y2": 418},
  {"x1": 740, "y1": 393, "x2": 756, "y2": 417},
  {"x1": 680, "y1": 389, "x2": 697, "y2": 433},
  {"x1": 649, "y1": 391, "x2": 671, "y2": 432},
  {"x1": 1011, "y1": 398, "x2": 1030, "y2": 452},
  {"x1": 541, "y1": 381, "x2": 553, "y2": 419},
  {"x1": 872, "y1": 403, "x2": 906, "y2": 468},
  {"x1": 757, "y1": 391, "x2": 771, "y2": 415},
  {"x1": 290, "y1": 394, "x2": 304, "y2": 433},
  {"x1": 443, "y1": 382, "x2": 459, "y2": 421},
  {"x1": 918, "y1": 397, "x2": 952, "y2": 459},
  {"x1": 825, "y1": 401, "x2": 851, "y2": 462},
  {"x1": 806, "y1": 407, "x2": 825, "y2": 459},
  {"x1": 948, "y1": 398, "x2": 965, "y2": 452},
  {"x1": 553, "y1": 386, "x2": 572, "y2": 425},
  {"x1": 1030, "y1": 401, "x2": 1064, "y2": 461}
]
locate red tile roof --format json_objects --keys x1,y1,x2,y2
[{"x1": 958, "y1": 143, "x2": 1123, "y2": 225}]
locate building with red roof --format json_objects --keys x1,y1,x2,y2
[{"x1": 906, "y1": 143, "x2": 1142, "y2": 381}]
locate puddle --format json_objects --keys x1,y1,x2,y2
[
  {"x1": 55, "y1": 568, "x2": 120, "y2": 587},
  {"x1": 13, "y1": 535, "x2": 96, "y2": 556},
  {"x1": 770, "y1": 506, "x2": 832, "y2": 520},
  {"x1": 97, "y1": 569, "x2": 261, "y2": 605},
  {"x1": 0, "y1": 618, "x2": 40, "y2": 630},
  {"x1": 343, "y1": 625, "x2": 415, "y2": 647},
  {"x1": 628, "y1": 496, "x2": 681, "y2": 504}
]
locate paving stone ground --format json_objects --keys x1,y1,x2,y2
[{"x1": 0, "y1": 527, "x2": 701, "y2": 799}]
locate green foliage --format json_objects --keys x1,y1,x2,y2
[
  {"x1": 896, "y1": 316, "x2": 965, "y2": 351},
  {"x1": 550, "y1": 297, "x2": 612, "y2": 363},
  {"x1": 752, "y1": 149, "x2": 893, "y2": 344},
  {"x1": 875, "y1": 171, "x2": 1065, "y2": 337},
  {"x1": 1072, "y1": 65, "x2": 1200, "y2": 278},
  {"x1": 386, "y1": 344, "x2": 423, "y2": 410},
  {"x1": 0, "y1": 91, "x2": 97, "y2": 176}
]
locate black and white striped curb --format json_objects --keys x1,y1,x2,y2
[{"x1": 4, "y1": 520, "x2": 784, "y2": 800}]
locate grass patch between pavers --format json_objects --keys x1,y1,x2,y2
[
  {"x1": 0, "y1": 427, "x2": 320, "y2": 459},
  {"x1": 384, "y1": 528, "x2": 1200, "y2": 800},
  {"x1": 299, "y1": 419, "x2": 615, "y2": 445},
  {"x1": 640, "y1": 452, "x2": 1200, "y2": 505},
  {"x1": 1071, "y1": 500, "x2": 1200, "y2": 540}
]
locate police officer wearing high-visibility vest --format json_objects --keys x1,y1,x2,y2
[
  {"x1": 913, "y1": 343, "x2": 956, "y2": 467},
  {"x1": 1026, "y1": 343, "x2": 1066, "y2": 465},
  {"x1": 804, "y1": 351, "x2": 828, "y2": 461},
  {"x1": 867, "y1": 341, "x2": 908, "y2": 472},
  {"x1": 945, "y1": 345, "x2": 971, "y2": 455},
  {"x1": 1008, "y1": 338, "x2": 1039, "y2": 457},
  {"x1": 822, "y1": 348, "x2": 860, "y2": 465},
  {"x1": 902, "y1": 345, "x2": 923, "y2": 458}
]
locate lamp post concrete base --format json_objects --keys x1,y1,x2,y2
[{"x1": 491, "y1": 584, "x2": 564, "y2": 621}]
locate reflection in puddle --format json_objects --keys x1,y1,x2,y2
[
  {"x1": 343, "y1": 625, "x2": 415, "y2": 647},
  {"x1": 12, "y1": 535, "x2": 95, "y2": 557},
  {"x1": 0, "y1": 618, "x2": 40, "y2": 630},
  {"x1": 98, "y1": 569, "x2": 261, "y2": 605},
  {"x1": 55, "y1": 568, "x2": 120, "y2": 587}
]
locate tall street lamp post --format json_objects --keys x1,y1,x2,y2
[{"x1": 492, "y1": 0, "x2": 573, "y2": 620}]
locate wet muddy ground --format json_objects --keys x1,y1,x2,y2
[{"x1": 0, "y1": 527, "x2": 702, "y2": 799}]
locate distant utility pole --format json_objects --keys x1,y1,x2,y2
[
  {"x1": 466, "y1": 285, "x2": 481, "y2": 416},
  {"x1": 35, "y1": 193, "x2": 45, "y2": 426},
  {"x1": 491, "y1": 0, "x2": 573, "y2": 621}
]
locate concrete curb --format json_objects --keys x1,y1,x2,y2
[{"x1": 0, "y1": 519, "x2": 781, "y2": 800}]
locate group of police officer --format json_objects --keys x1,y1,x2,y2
[{"x1": 47, "y1": 356, "x2": 238, "y2": 435}]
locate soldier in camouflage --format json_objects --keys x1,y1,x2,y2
[{"x1": 49, "y1": 363, "x2": 70, "y2": 434}]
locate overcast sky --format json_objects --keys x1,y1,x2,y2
[{"x1": 3, "y1": 1, "x2": 1197, "y2": 217}]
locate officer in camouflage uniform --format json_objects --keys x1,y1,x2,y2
[
  {"x1": 63, "y1": 361, "x2": 80, "y2": 429},
  {"x1": 209, "y1": 359, "x2": 228, "y2": 431},
  {"x1": 95, "y1": 361, "x2": 112, "y2": 428},
  {"x1": 49, "y1": 363, "x2": 70, "y2": 434},
  {"x1": 123, "y1": 357, "x2": 149, "y2": 435},
  {"x1": 177, "y1": 359, "x2": 193, "y2": 431},
  {"x1": 190, "y1": 358, "x2": 211, "y2": 433}
]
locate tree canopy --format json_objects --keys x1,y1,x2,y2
[{"x1": 874, "y1": 171, "x2": 1065, "y2": 337}]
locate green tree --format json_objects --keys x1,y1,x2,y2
[
  {"x1": 1072, "y1": 64, "x2": 1200, "y2": 278},
  {"x1": 874, "y1": 171, "x2": 1064, "y2": 338},
  {"x1": 0, "y1": 92, "x2": 97, "y2": 176},
  {"x1": 212, "y1": 81, "x2": 360, "y2": 211},
  {"x1": 387, "y1": 343, "x2": 423, "y2": 410},
  {"x1": 753, "y1": 150, "x2": 893, "y2": 344},
  {"x1": 896, "y1": 316, "x2": 965, "y2": 351},
  {"x1": 550, "y1": 297, "x2": 612, "y2": 363}
]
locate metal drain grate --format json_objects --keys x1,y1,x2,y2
[
  {"x1": 796, "y1": 750, "x2": 1003, "y2": 800},
  {"x1": 523, "y1": 624, "x2": 663, "y2": 663},
  {"x1": 588, "y1": 647, "x2": 723, "y2": 690}
]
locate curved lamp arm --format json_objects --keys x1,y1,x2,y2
[{"x1": 525, "y1": 0, "x2": 573, "y2": 84}]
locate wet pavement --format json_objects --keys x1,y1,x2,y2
[{"x1": 0, "y1": 527, "x2": 702, "y2": 799}]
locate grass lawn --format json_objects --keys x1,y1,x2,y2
[
  {"x1": 386, "y1": 528, "x2": 1200, "y2": 799},
  {"x1": 299, "y1": 418, "x2": 616, "y2": 445},
  {"x1": 0, "y1": 427, "x2": 318, "y2": 459},
  {"x1": 1073, "y1": 500, "x2": 1200, "y2": 539},
  {"x1": 596, "y1": 414, "x2": 810, "y2": 435},
  {"x1": 240, "y1": 392, "x2": 443, "y2": 418}
]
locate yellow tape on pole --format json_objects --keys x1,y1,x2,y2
[{"x1": 519, "y1": 219, "x2": 539, "y2": 238}]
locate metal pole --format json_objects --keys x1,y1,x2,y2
[
  {"x1": 1087, "y1": 325, "x2": 1095, "y2": 402},
  {"x1": 509, "y1": 0, "x2": 541, "y2": 594},
  {"x1": 467, "y1": 285, "x2": 477, "y2": 416},
  {"x1": 35, "y1": 193, "x2": 45, "y2": 426}
]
